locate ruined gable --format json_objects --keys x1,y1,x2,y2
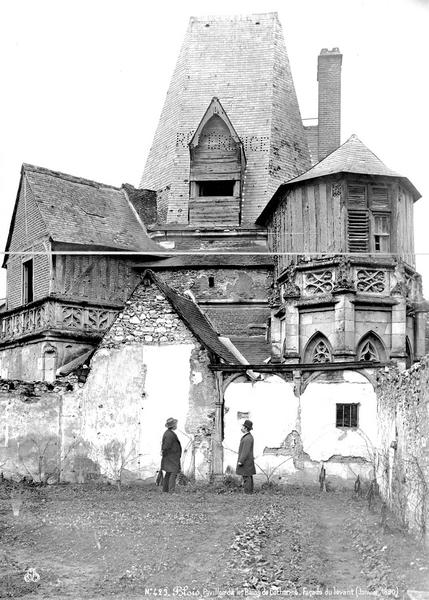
[{"x1": 101, "y1": 279, "x2": 196, "y2": 348}]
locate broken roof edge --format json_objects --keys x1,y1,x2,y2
[
  {"x1": 189, "y1": 12, "x2": 278, "y2": 23},
  {"x1": 140, "y1": 269, "x2": 239, "y2": 364},
  {"x1": 22, "y1": 163, "x2": 123, "y2": 192}
]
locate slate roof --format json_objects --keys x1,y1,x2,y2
[
  {"x1": 289, "y1": 135, "x2": 405, "y2": 182},
  {"x1": 228, "y1": 336, "x2": 271, "y2": 364},
  {"x1": 257, "y1": 135, "x2": 421, "y2": 223},
  {"x1": 6, "y1": 164, "x2": 162, "y2": 255},
  {"x1": 145, "y1": 270, "x2": 240, "y2": 364}
]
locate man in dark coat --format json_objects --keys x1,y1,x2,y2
[
  {"x1": 161, "y1": 417, "x2": 182, "y2": 492},
  {"x1": 236, "y1": 419, "x2": 256, "y2": 493}
]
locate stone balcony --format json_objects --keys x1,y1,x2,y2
[{"x1": 0, "y1": 297, "x2": 120, "y2": 344}]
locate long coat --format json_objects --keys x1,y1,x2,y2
[
  {"x1": 161, "y1": 429, "x2": 182, "y2": 473},
  {"x1": 236, "y1": 432, "x2": 256, "y2": 476}
]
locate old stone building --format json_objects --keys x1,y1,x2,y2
[{"x1": 0, "y1": 12, "x2": 426, "y2": 486}]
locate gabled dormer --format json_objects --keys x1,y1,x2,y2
[{"x1": 188, "y1": 97, "x2": 246, "y2": 226}]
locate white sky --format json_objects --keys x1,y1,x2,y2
[{"x1": 0, "y1": 0, "x2": 428, "y2": 299}]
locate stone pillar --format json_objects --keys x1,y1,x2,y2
[
  {"x1": 212, "y1": 371, "x2": 224, "y2": 480},
  {"x1": 332, "y1": 292, "x2": 356, "y2": 361},
  {"x1": 283, "y1": 302, "x2": 300, "y2": 363},
  {"x1": 414, "y1": 310, "x2": 427, "y2": 360},
  {"x1": 270, "y1": 308, "x2": 283, "y2": 362},
  {"x1": 390, "y1": 297, "x2": 407, "y2": 370}
]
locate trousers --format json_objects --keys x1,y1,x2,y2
[
  {"x1": 162, "y1": 472, "x2": 177, "y2": 492},
  {"x1": 242, "y1": 475, "x2": 254, "y2": 494}
]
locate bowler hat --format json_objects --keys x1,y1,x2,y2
[
  {"x1": 243, "y1": 419, "x2": 253, "y2": 431},
  {"x1": 165, "y1": 417, "x2": 178, "y2": 428}
]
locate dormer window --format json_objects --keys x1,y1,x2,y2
[{"x1": 189, "y1": 97, "x2": 246, "y2": 226}]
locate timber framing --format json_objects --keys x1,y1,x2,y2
[{"x1": 209, "y1": 360, "x2": 385, "y2": 373}]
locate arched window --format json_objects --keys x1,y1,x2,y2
[
  {"x1": 304, "y1": 333, "x2": 332, "y2": 364},
  {"x1": 357, "y1": 333, "x2": 386, "y2": 363}
]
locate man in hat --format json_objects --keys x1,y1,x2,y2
[
  {"x1": 161, "y1": 418, "x2": 182, "y2": 492},
  {"x1": 236, "y1": 419, "x2": 256, "y2": 493}
]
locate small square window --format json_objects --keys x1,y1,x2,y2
[{"x1": 336, "y1": 403, "x2": 358, "y2": 428}]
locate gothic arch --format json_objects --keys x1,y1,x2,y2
[
  {"x1": 356, "y1": 331, "x2": 387, "y2": 363},
  {"x1": 222, "y1": 372, "x2": 250, "y2": 392},
  {"x1": 301, "y1": 368, "x2": 377, "y2": 394},
  {"x1": 304, "y1": 332, "x2": 333, "y2": 364}
]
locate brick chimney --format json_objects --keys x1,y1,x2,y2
[{"x1": 317, "y1": 48, "x2": 342, "y2": 161}]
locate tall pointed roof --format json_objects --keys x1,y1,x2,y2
[
  {"x1": 257, "y1": 135, "x2": 421, "y2": 223},
  {"x1": 140, "y1": 12, "x2": 311, "y2": 224}
]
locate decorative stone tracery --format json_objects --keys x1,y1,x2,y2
[
  {"x1": 356, "y1": 269, "x2": 385, "y2": 293},
  {"x1": 358, "y1": 340, "x2": 378, "y2": 362},
  {"x1": 312, "y1": 339, "x2": 332, "y2": 363},
  {"x1": 304, "y1": 270, "x2": 334, "y2": 295}
]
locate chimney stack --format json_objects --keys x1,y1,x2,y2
[{"x1": 317, "y1": 48, "x2": 342, "y2": 161}]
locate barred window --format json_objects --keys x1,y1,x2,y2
[{"x1": 336, "y1": 404, "x2": 359, "y2": 428}]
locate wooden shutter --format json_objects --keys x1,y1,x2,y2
[
  {"x1": 348, "y1": 210, "x2": 369, "y2": 252},
  {"x1": 347, "y1": 184, "x2": 366, "y2": 207},
  {"x1": 369, "y1": 185, "x2": 390, "y2": 211}
]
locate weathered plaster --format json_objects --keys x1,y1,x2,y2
[{"x1": 223, "y1": 370, "x2": 377, "y2": 485}]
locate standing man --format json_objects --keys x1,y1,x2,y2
[
  {"x1": 236, "y1": 419, "x2": 256, "y2": 493},
  {"x1": 161, "y1": 417, "x2": 182, "y2": 493}
]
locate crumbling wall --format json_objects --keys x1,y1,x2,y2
[
  {"x1": 376, "y1": 359, "x2": 429, "y2": 539},
  {"x1": 0, "y1": 378, "x2": 84, "y2": 482},
  {"x1": 0, "y1": 279, "x2": 219, "y2": 483}
]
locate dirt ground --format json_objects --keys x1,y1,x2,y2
[{"x1": 0, "y1": 481, "x2": 428, "y2": 599}]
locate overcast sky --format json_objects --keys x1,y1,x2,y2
[{"x1": 1, "y1": 0, "x2": 428, "y2": 299}]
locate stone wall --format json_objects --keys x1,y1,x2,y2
[
  {"x1": 376, "y1": 359, "x2": 429, "y2": 539},
  {"x1": 0, "y1": 278, "x2": 219, "y2": 483},
  {"x1": 101, "y1": 281, "x2": 195, "y2": 347}
]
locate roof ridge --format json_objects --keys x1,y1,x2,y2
[
  {"x1": 189, "y1": 12, "x2": 278, "y2": 22},
  {"x1": 22, "y1": 163, "x2": 122, "y2": 192},
  {"x1": 345, "y1": 134, "x2": 392, "y2": 170}
]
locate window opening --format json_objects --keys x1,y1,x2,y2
[
  {"x1": 336, "y1": 403, "x2": 359, "y2": 428},
  {"x1": 347, "y1": 183, "x2": 391, "y2": 253},
  {"x1": 312, "y1": 340, "x2": 331, "y2": 363},
  {"x1": 23, "y1": 259, "x2": 34, "y2": 304},
  {"x1": 208, "y1": 276, "x2": 215, "y2": 288},
  {"x1": 198, "y1": 180, "x2": 235, "y2": 197},
  {"x1": 358, "y1": 340, "x2": 378, "y2": 362}
]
